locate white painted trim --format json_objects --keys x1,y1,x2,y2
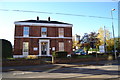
[
  {"x1": 15, "y1": 36, "x2": 72, "y2": 39},
  {"x1": 13, "y1": 55, "x2": 25, "y2": 58},
  {"x1": 13, "y1": 54, "x2": 28, "y2": 58},
  {"x1": 14, "y1": 22, "x2": 73, "y2": 27},
  {"x1": 23, "y1": 52, "x2": 29, "y2": 57},
  {"x1": 39, "y1": 39, "x2": 50, "y2": 56},
  {"x1": 13, "y1": 55, "x2": 52, "y2": 58},
  {"x1": 23, "y1": 35, "x2": 29, "y2": 37}
]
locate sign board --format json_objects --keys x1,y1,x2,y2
[
  {"x1": 52, "y1": 47, "x2": 55, "y2": 51},
  {"x1": 33, "y1": 47, "x2": 38, "y2": 51},
  {"x1": 99, "y1": 45, "x2": 105, "y2": 53}
]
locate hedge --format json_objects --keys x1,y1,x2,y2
[
  {"x1": 55, "y1": 51, "x2": 68, "y2": 58},
  {"x1": 2, "y1": 39, "x2": 13, "y2": 58}
]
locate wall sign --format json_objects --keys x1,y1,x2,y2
[
  {"x1": 33, "y1": 47, "x2": 38, "y2": 51},
  {"x1": 52, "y1": 47, "x2": 55, "y2": 51}
]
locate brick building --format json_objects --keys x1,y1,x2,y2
[{"x1": 14, "y1": 17, "x2": 73, "y2": 58}]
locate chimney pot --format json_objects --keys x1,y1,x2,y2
[
  {"x1": 37, "y1": 16, "x2": 39, "y2": 20},
  {"x1": 48, "y1": 17, "x2": 50, "y2": 21}
]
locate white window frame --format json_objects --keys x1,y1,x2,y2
[
  {"x1": 41, "y1": 27, "x2": 47, "y2": 37},
  {"x1": 59, "y1": 28, "x2": 64, "y2": 37},
  {"x1": 59, "y1": 42, "x2": 64, "y2": 51},
  {"x1": 23, "y1": 27, "x2": 29, "y2": 37}
]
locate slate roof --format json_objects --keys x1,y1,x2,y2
[{"x1": 15, "y1": 20, "x2": 72, "y2": 25}]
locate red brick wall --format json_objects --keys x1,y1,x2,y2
[
  {"x1": 14, "y1": 39, "x2": 22, "y2": 55},
  {"x1": 54, "y1": 57, "x2": 108, "y2": 64},
  {"x1": 47, "y1": 27, "x2": 57, "y2": 37},
  {"x1": 15, "y1": 25, "x2": 72, "y2": 37},
  {"x1": 50, "y1": 39, "x2": 57, "y2": 55},
  {"x1": 14, "y1": 25, "x2": 23, "y2": 36},
  {"x1": 2, "y1": 59, "x2": 42, "y2": 67},
  {"x1": 29, "y1": 38, "x2": 39, "y2": 55},
  {"x1": 14, "y1": 38, "x2": 39, "y2": 55},
  {"x1": 64, "y1": 27, "x2": 72, "y2": 37},
  {"x1": 14, "y1": 38, "x2": 72, "y2": 56},
  {"x1": 64, "y1": 39, "x2": 72, "y2": 54},
  {"x1": 50, "y1": 39, "x2": 72, "y2": 55},
  {"x1": 14, "y1": 25, "x2": 72, "y2": 56},
  {"x1": 30, "y1": 26, "x2": 41, "y2": 37}
]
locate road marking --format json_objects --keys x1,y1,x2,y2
[
  {"x1": 12, "y1": 71, "x2": 39, "y2": 76},
  {"x1": 42, "y1": 66, "x2": 62, "y2": 73},
  {"x1": 13, "y1": 72, "x2": 25, "y2": 75}
]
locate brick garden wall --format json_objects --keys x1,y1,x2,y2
[
  {"x1": 2, "y1": 57, "x2": 108, "y2": 66},
  {"x1": 2, "y1": 59, "x2": 42, "y2": 67},
  {"x1": 54, "y1": 57, "x2": 108, "y2": 64}
]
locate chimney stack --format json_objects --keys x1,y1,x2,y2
[
  {"x1": 48, "y1": 17, "x2": 50, "y2": 21},
  {"x1": 37, "y1": 16, "x2": 39, "y2": 20}
]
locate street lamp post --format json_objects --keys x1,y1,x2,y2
[{"x1": 111, "y1": 9, "x2": 117, "y2": 59}]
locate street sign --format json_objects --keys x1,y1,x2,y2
[{"x1": 99, "y1": 45, "x2": 105, "y2": 53}]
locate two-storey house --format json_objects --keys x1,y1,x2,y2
[{"x1": 14, "y1": 17, "x2": 73, "y2": 58}]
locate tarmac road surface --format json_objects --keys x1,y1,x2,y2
[{"x1": 2, "y1": 60, "x2": 120, "y2": 80}]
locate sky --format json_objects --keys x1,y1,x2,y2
[{"x1": 0, "y1": 1, "x2": 118, "y2": 45}]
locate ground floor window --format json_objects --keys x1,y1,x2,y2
[
  {"x1": 23, "y1": 42, "x2": 29, "y2": 53},
  {"x1": 59, "y1": 42, "x2": 64, "y2": 51}
]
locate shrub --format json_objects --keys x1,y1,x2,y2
[
  {"x1": 52, "y1": 51, "x2": 56, "y2": 57},
  {"x1": 26, "y1": 55, "x2": 38, "y2": 59},
  {"x1": 6, "y1": 58, "x2": 15, "y2": 60},
  {"x1": 55, "y1": 51, "x2": 68, "y2": 58},
  {"x1": 2, "y1": 39, "x2": 13, "y2": 59},
  {"x1": 71, "y1": 54, "x2": 93, "y2": 58},
  {"x1": 40, "y1": 56, "x2": 52, "y2": 61},
  {"x1": 71, "y1": 54, "x2": 79, "y2": 58},
  {"x1": 89, "y1": 52, "x2": 97, "y2": 57}
]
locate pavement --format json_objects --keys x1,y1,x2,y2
[
  {"x1": 1, "y1": 59, "x2": 120, "y2": 79},
  {"x1": 2, "y1": 59, "x2": 120, "y2": 72}
]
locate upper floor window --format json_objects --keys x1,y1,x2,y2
[
  {"x1": 59, "y1": 28, "x2": 64, "y2": 37},
  {"x1": 41, "y1": 27, "x2": 47, "y2": 37},
  {"x1": 23, "y1": 27, "x2": 29, "y2": 37}
]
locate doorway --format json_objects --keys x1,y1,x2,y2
[{"x1": 39, "y1": 39, "x2": 50, "y2": 56}]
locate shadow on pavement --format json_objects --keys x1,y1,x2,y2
[
  {"x1": 2, "y1": 64, "x2": 58, "y2": 72},
  {"x1": 49, "y1": 66, "x2": 119, "y2": 75},
  {"x1": 48, "y1": 60, "x2": 120, "y2": 76}
]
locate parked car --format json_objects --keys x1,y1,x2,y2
[{"x1": 73, "y1": 49, "x2": 87, "y2": 55}]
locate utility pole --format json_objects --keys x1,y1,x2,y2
[{"x1": 104, "y1": 26, "x2": 106, "y2": 54}]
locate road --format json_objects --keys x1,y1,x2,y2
[{"x1": 2, "y1": 60, "x2": 120, "y2": 80}]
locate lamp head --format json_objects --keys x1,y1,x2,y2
[{"x1": 112, "y1": 9, "x2": 115, "y2": 11}]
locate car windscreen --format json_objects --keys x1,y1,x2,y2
[
  {"x1": 75, "y1": 49, "x2": 83, "y2": 53},
  {"x1": 75, "y1": 49, "x2": 79, "y2": 53}
]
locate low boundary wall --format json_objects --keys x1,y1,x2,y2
[
  {"x1": 2, "y1": 57, "x2": 109, "y2": 66},
  {"x1": 2, "y1": 59, "x2": 42, "y2": 67},
  {"x1": 54, "y1": 57, "x2": 108, "y2": 64}
]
